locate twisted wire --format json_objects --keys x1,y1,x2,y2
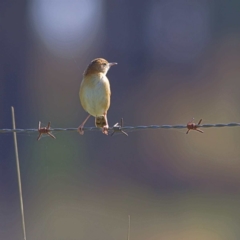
[{"x1": 1, "y1": 122, "x2": 240, "y2": 134}]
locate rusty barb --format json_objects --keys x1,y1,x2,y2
[
  {"x1": 186, "y1": 118, "x2": 204, "y2": 134},
  {"x1": 111, "y1": 118, "x2": 128, "y2": 136},
  {"x1": 37, "y1": 121, "x2": 56, "y2": 141}
]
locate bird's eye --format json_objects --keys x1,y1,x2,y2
[{"x1": 102, "y1": 63, "x2": 107, "y2": 66}]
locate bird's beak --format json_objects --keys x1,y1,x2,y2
[{"x1": 108, "y1": 62, "x2": 117, "y2": 67}]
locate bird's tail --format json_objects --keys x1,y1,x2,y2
[{"x1": 95, "y1": 116, "x2": 107, "y2": 128}]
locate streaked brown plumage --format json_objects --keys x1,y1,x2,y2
[{"x1": 78, "y1": 58, "x2": 117, "y2": 135}]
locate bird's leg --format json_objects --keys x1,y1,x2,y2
[
  {"x1": 102, "y1": 113, "x2": 109, "y2": 135},
  {"x1": 78, "y1": 114, "x2": 91, "y2": 135}
]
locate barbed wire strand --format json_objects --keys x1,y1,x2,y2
[
  {"x1": 11, "y1": 107, "x2": 27, "y2": 240},
  {"x1": 1, "y1": 122, "x2": 240, "y2": 134}
]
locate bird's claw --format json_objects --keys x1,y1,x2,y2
[
  {"x1": 102, "y1": 125, "x2": 109, "y2": 135},
  {"x1": 77, "y1": 126, "x2": 84, "y2": 135}
]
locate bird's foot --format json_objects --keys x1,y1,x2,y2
[
  {"x1": 78, "y1": 115, "x2": 91, "y2": 135},
  {"x1": 77, "y1": 125, "x2": 84, "y2": 135},
  {"x1": 102, "y1": 125, "x2": 109, "y2": 135}
]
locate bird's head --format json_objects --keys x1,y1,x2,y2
[{"x1": 84, "y1": 58, "x2": 117, "y2": 75}]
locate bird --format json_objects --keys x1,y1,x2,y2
[{"x1": 78, "y1": 58, "x2": 117, "y2": 135}]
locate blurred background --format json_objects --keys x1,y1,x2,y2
[{"x1": 1, "y1": 0, "x2": 240, "y2": 239}]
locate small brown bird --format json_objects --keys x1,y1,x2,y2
[{"x1": 78, "y1": 58, "x2": 117, "y2": 135}]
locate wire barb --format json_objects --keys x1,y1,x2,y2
[
  {"x1": 111, "y1": 118, "x2": 128, "y2": 136},
  {"x1": 37, "y1": 121, "x2": 56, "y2": 141},
  {"x1": 186, "y1": 118, "x2": 204, "y2": 134}
]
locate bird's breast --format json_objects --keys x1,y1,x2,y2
[{"x1": 80, "y1": 74, "x2": 111, "y2": 117}]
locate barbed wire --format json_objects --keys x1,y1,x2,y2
[{"x1": 1, "y1": 121, "x2": 240, "y2": 134}]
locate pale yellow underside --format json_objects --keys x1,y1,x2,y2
[{"x1": 79, "y1": 73, "x2": 111, "y2": 117}]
